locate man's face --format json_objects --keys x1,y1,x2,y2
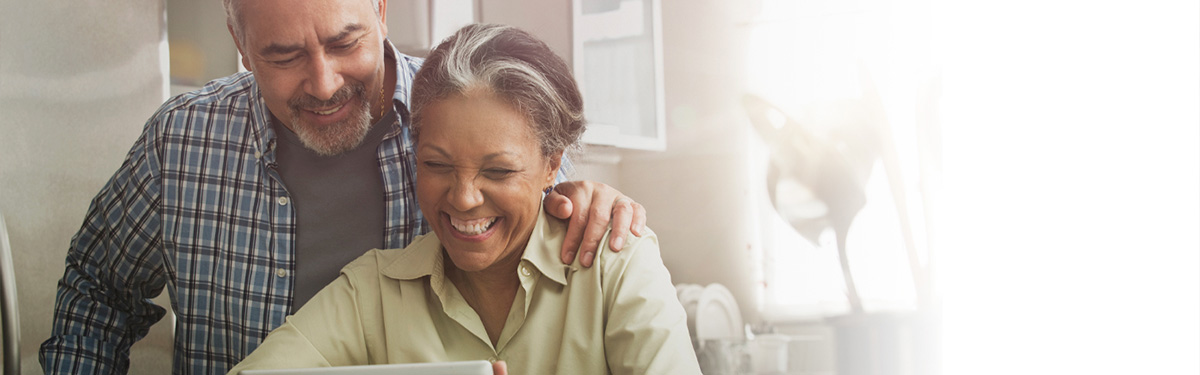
[{"x1": 231, "y1": 0, "x2": 389, "y2": 155}]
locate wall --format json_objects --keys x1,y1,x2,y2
[
  {"x1": 166, "y1": 0, "x2": 239, "y2": 88},
  {"x1": 478, "y1": 0, "x2": 573, "y2": 62},
  {"x1": 0, "y1": 1, "x2": 175, "y2": 374},
  {"x1": 617, "y1": 0, "x2": 763, "y2": 322}
]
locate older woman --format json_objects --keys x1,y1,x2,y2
[{"x1": 228, "y1": 24, "x2": 700, "y2": 375}]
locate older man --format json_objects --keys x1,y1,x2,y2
[{"x1": 39, "y1": 0, "x2": 645, "y2": 374}]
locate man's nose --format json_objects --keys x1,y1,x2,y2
[{"x1": 305, "y1": 53, "x2": 343, "y2": 101}]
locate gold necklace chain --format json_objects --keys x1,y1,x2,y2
[{"x1": 378, "y1": 75, "x2": 389, "y2": 118}]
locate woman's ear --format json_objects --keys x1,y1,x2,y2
[{"x1": 546, "y1": 151, "x2": 564, "y2": 184}]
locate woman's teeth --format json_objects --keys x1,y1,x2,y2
[
  {"x1": 312, "y1": 105, "x2": 343, "y2": 115},
  {"x1": 450, "y1": 217, "x2": 497, "y2": 235}
]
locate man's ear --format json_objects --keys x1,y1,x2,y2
[
  {"x1": 378, "y1": 0, "x2": 389, "y2": 37},
  {"x1": 228, "y1": 23, "x2": 253, "y2": 72}
]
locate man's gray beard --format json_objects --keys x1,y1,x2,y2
[{"x1": 287, "y1": 83, "x2": 374, "y2": 156}]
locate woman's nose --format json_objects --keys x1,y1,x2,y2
[
  {"x1": 448, "y1": 177, "x2": 484, "y2": 211},
  {"x1": 305, "y1": 53, "x2": 343, "y2": 101}
]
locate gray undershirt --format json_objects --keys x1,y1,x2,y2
[{"x1": 272, "y1": 110, "x2": 395, "y2": 311}]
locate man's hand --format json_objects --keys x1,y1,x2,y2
[{"x1": 544, "y1": 181, "x2": 646, "y2": 267}]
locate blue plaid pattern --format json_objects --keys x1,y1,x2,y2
[{"x1": 40, "y1": 43, "x2": 433, "y2": 375}]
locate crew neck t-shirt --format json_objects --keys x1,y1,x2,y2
[{"x1": 272, "y1": 110, "x2": 396, "y2": 310}]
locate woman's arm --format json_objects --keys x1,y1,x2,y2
[
  {"x1": 228, "y1": 260, "x2": 374, "y2": 374},
  {"x1": 599, "y1": 229, "x2": 702, "y2": 375}
]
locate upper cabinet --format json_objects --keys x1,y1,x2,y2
[
  {"x1": 572, "y1": 0, "x2": 666, "y2": 150},
  {"x1": 400, "y1": 0, "x2": 670, "y2": 151},
  {"x1": 389, "y1": 0, "x2": 480, "y2": 57},
  {"x1": 167, "y1": 0, "x2": 666, "y2": 150}
]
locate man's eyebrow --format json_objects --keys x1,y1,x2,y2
[
  {"x1": 322, "y1": 24, "x2": 365, "y2": 45},
  {"x1": 260, "y1": 43, "x2": 303, "y2": 56},
  {"x1": 259, "y1": 24, "x2": 367, "y2": 56}
]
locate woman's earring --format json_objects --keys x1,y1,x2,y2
[{"x1": 542, "y1": 185, "x2": 554, "y2": 195}]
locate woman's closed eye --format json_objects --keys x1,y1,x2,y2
[
  {"x1": 482, "y1": 168, "x2": 517, "y2": 180},
  {"x1": 422, "y1": 161, "x2": 454, "y2": 173}
]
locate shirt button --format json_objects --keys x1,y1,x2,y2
[
  {"x1": 488, "y1": 356, "x2": 499, "y2": 363},
  {"x1": 520, "y1": 266, "x2": 531, "y2": 277},
  {"x1": 255, "y1": 151, "x2": 263, "y2": 158},
  {"x1": 276, "y1": 269, "x2": 287, "y2": 278},
  {"x1": 277, "y1": 197, "x2": 289, "y2": 206}
]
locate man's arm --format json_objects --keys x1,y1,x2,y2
[
  {"x1": 543, "y1": 181, "x2": 646, "y2": 267},
  {"x1": 227, "y1": 259, "x2": 374, "y2": 374},
  {"x1": 40, "y1": 125, "x2": 170, "y2": 375}
]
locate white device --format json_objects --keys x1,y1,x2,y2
[{"x1": 240, "y1": 360, "x2": 494, "y2": 375}]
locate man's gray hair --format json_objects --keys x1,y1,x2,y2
[
  {"x1": 223, "y1": 0, "x2": 382, "y2": 43},
  {"x1": 410, "y1": 24, "x2": 586, "y2": 159}
]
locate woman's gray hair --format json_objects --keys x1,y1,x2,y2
[
  {"x1": 222, "y1": 0, "x2": 382, "y2": 44},
  {"x1": 410, "y1": 24, "x2": 586, "y2": 159}
]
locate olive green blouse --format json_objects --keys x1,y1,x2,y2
[{"x1": 229, "y1": 210, "x2": 701, "y2": 375}]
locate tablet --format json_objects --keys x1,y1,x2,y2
[{"x1": 240, "y1": 360, "x2": 494, "y2": 375}]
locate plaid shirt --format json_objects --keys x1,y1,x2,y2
[{"x1": 41, "y1": 43, "x2": 432, "y2": 374}]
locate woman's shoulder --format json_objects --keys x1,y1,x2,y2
[
  {"x1": 337, "y1": 248, "x2": 388, "y2": 279},
  {"x1": 342, "y1": 232, "x2": 442, "y2": 280},
  {"x1": 591, "y1": 225, "x2": 661, "y2": 272},
  {"x1": 538, "y1": 212, "x2": 661, "y2": 270}
]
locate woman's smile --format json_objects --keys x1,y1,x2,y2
[{"x1": 446, "y1": 214, "x2": 501, "y2": 240}]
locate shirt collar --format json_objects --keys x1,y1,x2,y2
[
  {"x1": 384, "y1": 38, "x2": 420, "y2": 117},
  {"x1": 522, "y1": 208, "x2": 572, "y2": 286},
  {"x1": 246, "y1": 72, "x2": 277, "y2": 161},
  {"x1": 378, "y1": 207, "x2": 572, "y2": 286}
]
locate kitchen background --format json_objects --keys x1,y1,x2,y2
[{"x1": 1, "y1": 0, "x2": 1197, "y2": 374}]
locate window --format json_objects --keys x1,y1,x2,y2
[{"x1": 745, "y1": 0, "x2": 937, "y2": 320}]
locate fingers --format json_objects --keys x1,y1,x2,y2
[
  {"x1": 559, "y1": 212, "x2": 585, "y2": 265},
  {"x1": 549, "y1": 183, "x2": 586, "y2": 264},
  {"x1": 551, "y1": 181, "x2": 612, "y2": 267},
  {"x1": 491, "y1": 360, "x2": 508, "y2": 375},
  {"x1": 542, "y1": 188, "x2": 574, "y2": 221},
  {"x1": 573, "y1": 182, "x2": 623, "y2": 267},
  {"x1": 575, "y1": 196, "x2": 613, "y2": 267},
  {"x1": 630, "y1": 199, "x2": 647, "y2": 237},
  {"x1": 546, "y1": 181, "x2": 647, "y2": 268},
  {"x1": 606, "y1": 198, "x2": 635, "y2": 252}
]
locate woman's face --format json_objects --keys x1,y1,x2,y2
[{"x1": 415, "y1": 88, "x2": 560, "y2": 273}]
